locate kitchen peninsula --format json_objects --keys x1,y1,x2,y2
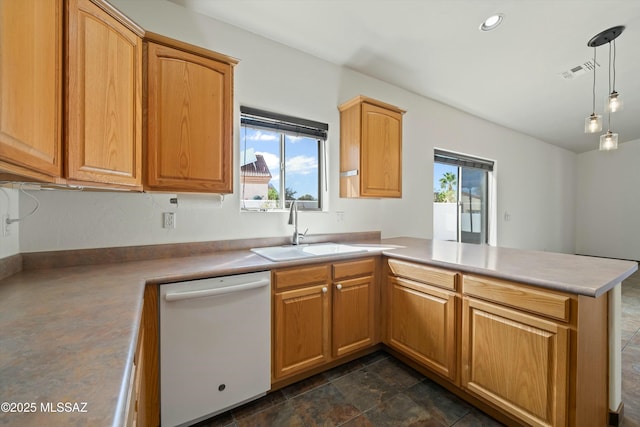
[{"x1": 0, "y1": 236, "x2": 636, "y2": 427}]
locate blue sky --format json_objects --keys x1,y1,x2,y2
[{"x1": 241, "y1": 127, "x2": 319, "y2": 199}]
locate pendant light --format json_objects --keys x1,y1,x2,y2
[
  {"x1": 585, "y1": 26, "x2": 625, "y2": 150},
  {"x1": 606, "y1": 40, "x2": 623, "y2": 113},
  {"x1": 600, "y1": 41, "x2": 618, "y2": 150},
  {"x1": 584, "y1": 46, "x2": 602, "y2": 133}
]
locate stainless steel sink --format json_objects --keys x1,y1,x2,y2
[{"x1": 250, "y1": 243, "x2": 367, "y2": 261}]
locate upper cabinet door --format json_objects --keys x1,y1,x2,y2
[
  {"x1": 338, "y1": 96, "x2": 404, "y2": 198},
  {"x1": 0, "y1": 0, "x2": 63, "y2": 181},
  {"x1": 361, "y1": 102, "x2": 403, "y2": 198},
  {"x1": 66, "y1": 0, "x2": 143, "y2": 189},
  {"x1": 145, "y1": 39, "x2": 236, "y2": 193}
]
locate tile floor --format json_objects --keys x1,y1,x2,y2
[
  {"x1": 194, "y1": 351, "x2": 501, "y2": 427},
  {"x1": 194, "y1": 270, "x2": 640, "y2": 427}
]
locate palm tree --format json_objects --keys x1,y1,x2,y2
[
  {"x1": 439, "y1": 172, "x2": 456, "y2": 192},
  {"x1": 438, "y1": 172, "x2": 457, "y2": 203}
]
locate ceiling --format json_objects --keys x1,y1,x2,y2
[{"x1": 171, "y1": 0, "x2": 640, "y2": 153}]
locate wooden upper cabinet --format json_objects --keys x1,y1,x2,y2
[
  {"x1": 145, "y1": 34, "x2": 237, "y2": 193},
  {"x1": 66, "y1": 0, "x2": 143, "y2": 189},
  {"x1": 0, "y1": 0, "x2": 63, "y2": 181},
  {"x1": 339, "y1": 96, "x2": 405, "y2": 198}
]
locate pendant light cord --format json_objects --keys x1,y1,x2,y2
[
  {"x1": 607, "y1": 42, "x2": 612, "y2": 131},
  {"x1": 612, "y1": 39, "x2": 617, "y2": 92},
  {"x1": 592, "y1": 46, "x2": 597, "y2": 114}
]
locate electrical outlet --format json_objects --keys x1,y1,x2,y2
[
  {"x1": 163, "y1": 212, "x2": 176, "y2": 229},
  {"x1": 2, "y1": 215, "x2": 9, "y2": 237}
]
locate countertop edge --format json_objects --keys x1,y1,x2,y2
[
  {"x1": 112, "y1": 289, "x2": 145, "y2": 427},
  {"x1": 382, "y1": 251, "x2": 638, "y2": 298}
]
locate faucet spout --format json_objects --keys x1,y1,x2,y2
[
  {"x1": 288, "y1": 200, "x2": 297, "y2": 226},
  {"x1": 288, "y1": 201, "x2": 306, "y2": 245}
]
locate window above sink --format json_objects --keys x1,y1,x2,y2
[{"x1": 239, "y1": 106, "x2": 328, "y2": 212}]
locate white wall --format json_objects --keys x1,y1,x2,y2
[
  {"x1": 0, "y1": 188, "x2": 20, "y2": 258},
  {"x1": 376, "y1": 90, "x2": 577, "y2": 253},
  {"x1": 576, "y1": 138, "x2": 640, "y2": 260},
  {"x1": 16, "y1": 0, "x2": 577, "y2": 254}
]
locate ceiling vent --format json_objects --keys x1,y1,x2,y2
[{"x1": 560, "y1": 59, "x2": 599, "y2": 80}]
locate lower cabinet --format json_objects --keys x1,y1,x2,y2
[
  {"x1": 126, "y1": 302, "x2": 147, "y2": 426},
  {"x1": 386, "y1": 259, "x2": 459, "y2": 382},
  {"x1": 139, "y1": 284, "x2": 160, "y2": 427},
  {"x1": 272, "y1": 258, "x2": 378, "y2": 382},
  {"x1": 461, "y1": 297, "x2": 569, "y2": 427},
  {"x1": 332, "y1": 258, "x2": 377, "y2": 357},
  {"x1": 461, "y1": 274, "x2": 572, "y2": 427},
  {"x1": 385, "y1": 259, "x2": 608, "y2": 427},
  {"x1": 387, "y1": 275, "x2": 458, "y2": 382},
  {"x1": 273, "y1": 268, "x2": 331, "y2": 379}
]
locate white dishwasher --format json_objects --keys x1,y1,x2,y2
[{"x1": 159, "y1": 270, "x2": 271, "y2": 427}]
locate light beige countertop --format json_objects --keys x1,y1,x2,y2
[
  {"x1": 0, "y1": 237, "x2": 636, "y2": 426},
  {"x1": 381, "y1": 237, "x2": 638, "y2": 297}
]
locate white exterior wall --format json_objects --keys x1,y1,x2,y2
[{"x1": 15, "y1": 0, "x2": 576, "y2": 255}]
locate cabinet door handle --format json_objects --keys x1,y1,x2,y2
[
  {"x1": 322, "y1": 286, "x2": 328, "y2": 293},
  {"x1": 336, "y1": 284, "x2": 342, "y2": 290}
]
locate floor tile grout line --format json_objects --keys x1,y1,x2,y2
[{"x1": 227, "y1": 352, "x2": 394, "y2": 425}]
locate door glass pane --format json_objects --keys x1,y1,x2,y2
[
  {"x1": 459, "y1": 167, "x2": 487, "y2": 244},
  {"x1": 434, "y1": 162, "x2": 488, "y2": 244},
  {"x1": 433, "y1": 163, "x2": 458, "y2": 241}
]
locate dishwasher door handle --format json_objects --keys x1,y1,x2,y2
[{"x1": 165, "y1": 279, "x2": 270, "y2": 302}]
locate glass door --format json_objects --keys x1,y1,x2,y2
[
  {"x1": 433, "y1": 150, "x2": 492, "y2": 245},
  {"x1": 458, "y1": 167, "x2": 488, "y2": 244}
]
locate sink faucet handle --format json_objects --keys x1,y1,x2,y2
[{"x1": 302, "y1": 228, "x2": 309, "y2": 237}]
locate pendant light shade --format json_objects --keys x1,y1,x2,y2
[
  {"x1": 607, "y1": 91, "x2": 623, "y2": 113},
  {"x1": 599, "y1": 131, "x2": 618, "y2": 151},
  {"x1": 584, "y1": 113, "x2": 602, "y2": 133},
  {"x1": 584, "y1": 46, "x2": 601, "y2": 134}
]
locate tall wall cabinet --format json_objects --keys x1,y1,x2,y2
[
  {"x1": 338, "y1": 96, "x2": 405, "y2": 198},
  {"x1": 145, "y1": 33, "x2": 237, "y2": 193},
  {"x1": 0, "y1": 0, "x2": 63, "y2": 182},
  {"x1": 66, "y1": 0, "x2": 143, "y2": 189}
]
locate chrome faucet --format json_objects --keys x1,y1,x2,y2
[{"x1": 288, "y1": 200, "x2": 308, "y2": 245}]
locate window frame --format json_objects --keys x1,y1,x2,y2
[
  {"x1": 433, "y1": 149, "x2": 495, "y2": 245},
  {"x1": 240, "y1": 107, "x2": 328, "y2": 212}
]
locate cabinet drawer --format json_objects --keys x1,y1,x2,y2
[
  {"x1": 463, "y1": 275, "x2": 570, "y2": 322},
  {"x1": 333, "y1": 258, "x2": 375, "y2": 281},
  {"x1": 274, "y1": 264, "x2": 330, "y2": 290},
  {"x1": 388, "y1": 259, "x2": 457, "y2": 291}
]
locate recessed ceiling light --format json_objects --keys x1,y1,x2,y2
[{"x1": 480, "y1": 14, "x2": 504, "y2": 31}]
